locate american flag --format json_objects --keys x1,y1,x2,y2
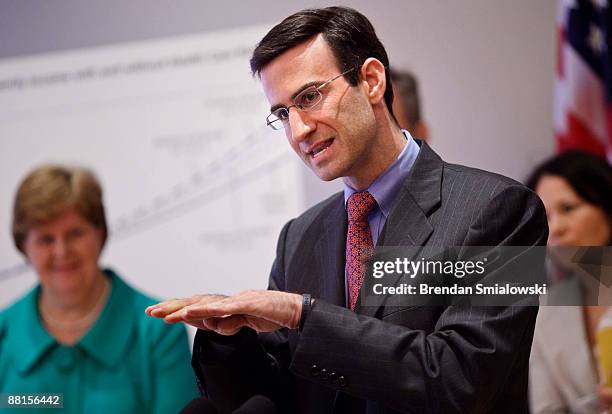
[{"x1": 556, "y1": 0, "x2": 612, "y2": 162}]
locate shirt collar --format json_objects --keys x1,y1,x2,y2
[
  {"x1": 343, "y1": 129, "x2": 420, "y2": 217},
  {"x1": 5, "y1": 286, "x2": 56, "y2": 374},
  {"x1": 8, "y1": 269, "x2": 136, "y2": 373}
]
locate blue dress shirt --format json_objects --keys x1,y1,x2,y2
[{"x1": 342, "y1": 130, "x2": 420, "y2": 304}]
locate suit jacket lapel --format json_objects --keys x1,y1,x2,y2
[
  {"x1": 318, "y1": 199, "x2": 348, "y2": 307},
  {"x1": 357, "y1": 143, "x2": 443, "y2": 317},
  {"x1": 380, "y1": 142, "x2": 442, "y2": 246}
]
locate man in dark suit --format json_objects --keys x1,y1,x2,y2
[{"x1": 147, "y1": 6, "x2": 548, "y2": 413}]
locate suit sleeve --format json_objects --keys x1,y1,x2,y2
[{"x1": 289, "y1": 185, "x2": 548, "y2": 413}]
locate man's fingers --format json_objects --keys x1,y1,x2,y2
[
  {"x1": 146, "y1": 294, "x2": 228, "y2": 319},
  {"x1": 199, "y1": 314, "x2": 277, "y2": 335},
  {"x1": 201, "y1": 317, "x2": 220, "y2": 331},
  {"x1": 146, "y1": 298, "x2": 193, "y2": 318},
  {"x1": 184, "y1": 319, "x2": 210, "y2": 331},
  {"x1": 163, "y1": 295, "x2": 230, "y2": 323},
  {"x1": 146, "y1": 295, "x2": 207, "y2": 317},
  {"x1": 163, "y1": 309, "x2": 188, "y2": 323},
  {"x1": 243, "y1": 315, "x2": 284, "y2": 332},
  {"x1": 183, "y1": 298, "x2": 247, "y2": 319},
  {"x1": 214, "y1": 315, "x2": 248, "y2": 336},
  {"x1": 214, "y1": 314, "x2": 284, "y2": 334}
]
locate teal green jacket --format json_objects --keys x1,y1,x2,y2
[{"x1": 0, "y1": 269, "x2": 198, "y2": 413}]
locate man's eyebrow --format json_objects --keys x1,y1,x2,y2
[{"x1": 269, "y1": 80, "x2": 321, "y2": 112}]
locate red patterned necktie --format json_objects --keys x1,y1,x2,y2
[{"x1": 346, "y1": 191, "x2": 377, "y2": 311}]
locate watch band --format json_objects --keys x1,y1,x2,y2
[{"x1": 299, "y1": 293, "x2": 312, "y2": 332}]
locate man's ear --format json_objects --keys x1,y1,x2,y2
[{"x1": 359, "y1": 58, "x2": 386, "y2": 105}]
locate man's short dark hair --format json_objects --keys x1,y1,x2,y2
[
  {"x1": 250, "y1": 6, "x2": 395, "y2": 113},
  {"x1": 391, "y1": 70, "x2": 422, "y2": 127}
]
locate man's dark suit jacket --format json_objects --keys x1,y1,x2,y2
[{"x1": 192, "y1": 142, "x2": 548, "y2": 413}]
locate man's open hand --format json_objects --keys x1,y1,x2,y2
[{"x1": 145, "y1": 290, "x2": 303, "y2": 335}]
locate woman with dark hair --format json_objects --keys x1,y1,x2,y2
[
  {"x1": 527, "y1": 151, "x2": 612, "y2": 413},
  {"x1": 525, "y1": 151, "x2": 611, "y2": 247}
]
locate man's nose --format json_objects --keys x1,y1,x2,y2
[{"x1": 287, "y1": 108, "x2": 315, "y2": 143}]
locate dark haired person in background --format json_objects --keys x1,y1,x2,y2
[
  {"x1": 526, "y1": 151, "x2": 612, "y2": 413},
  {"x1": 148, "y1": 6, "x2": 547, "y2": 413},
  {"x1": 391, "y1": 69, "x2": 430, "y2": 143}
]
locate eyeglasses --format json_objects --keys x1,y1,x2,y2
[{"x1": 266, "y1": 68, "x2": 354, "y2": 131}]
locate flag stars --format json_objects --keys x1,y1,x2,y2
[{"x1": 588, "y1": 24, "x2": 605, "y2": 55}]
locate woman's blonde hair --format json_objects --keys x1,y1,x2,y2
[{"x1": 12, "y1": 165, "x2": 108, "y2": 253}]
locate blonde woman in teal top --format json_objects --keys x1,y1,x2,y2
[{"x1": 0, "y1": 165, "x2": 197, "y2": 413}]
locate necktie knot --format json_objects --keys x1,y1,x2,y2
[{"x1": 347, "y1": 191, "x2": 377, "y2": 223}]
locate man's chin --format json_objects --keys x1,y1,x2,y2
[
  {"x1": 312, "y1": 168, "x2": 341, "y2": 182},
  {"x1": 306, "y1": 159, "x2": 343, "y2": 182}
]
